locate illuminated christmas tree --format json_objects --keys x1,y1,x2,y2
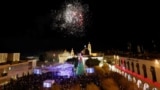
[{"x1": 76, "y1": 53, "x2": 85, "y2": 75}]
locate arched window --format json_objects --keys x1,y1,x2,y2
[
  {"x1": 150, "y1": 66, "x2": 157, "y2": 82},
  {"x1": 142, "y1": 64, "x2": 147, "y2": 78},
  {"x1": 124, "y1": 61, "x2": 126, "y2": 68},
  {"x1": 127, "y1": 61, "x2": 130, "y2": 70},
  {"x1": 136, "y1": 63, "x2": 140, "y2": 74},
  {"x1": 131, "y1": 62, "x2": 134, "y2": 72}
]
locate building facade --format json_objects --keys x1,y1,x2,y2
[
  {"x1": 58, "y1": 49, "x2": 74, "y2": 63},
  {"x1": 0, "y1": 53, "x2": 37, "y2": 85},
  {"x1": 114, "y1": 55, "x2": 160, "y2": 90},
  {"x1": 0, "y1": 53, "x2": 8, "y2": 63},
  {"x1": 7, "y1": 53, "x2": 20, "y2": 62},
  {"x1": 0, "y1": 53, "x2": 20, "y2": 63}
]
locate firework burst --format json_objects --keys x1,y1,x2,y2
[{"x1": 51, "y1": 0, "x2": 89, "y2": 37}]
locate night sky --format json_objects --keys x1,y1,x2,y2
[{"x1": 0, "y1": 1, "x2": 159, "y2": 53}]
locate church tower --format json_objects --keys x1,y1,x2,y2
[
  {"x1": 88, "y1": 42, "x2": 92, "y2": 55},
  {"x1": 71, "y1": 48, "x2": 74, "y2": 56}
]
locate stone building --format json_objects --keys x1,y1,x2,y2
[
  {"x1": 114, "y1": 55, "x2": 160, "y2": 90},
  {"x1": 0, "y1": 53, "x2": 37, "y2": 85}
]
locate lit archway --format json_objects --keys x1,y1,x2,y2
[
  {"x1": 133, "y1": 77, "x2": 136, "y2": 83},
  {"x1": 121, "y1": 71, "x2": 125, "y2": 76},
  {"x1": 128, "y1": 74, "x2": 132, "y2": 81},
  {"x1": 143, "y1": 83, "x2": 149, "y2": 90},
  {"x1": 137, "y1": 79, "x2": 142, "y2": 88},
  {"x1": 124, "y1": 73, "x2": 128, "y2": 78},
  {"x1": 152, "y1": 88, "x2": 158, "y2": 90}
]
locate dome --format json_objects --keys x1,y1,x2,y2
[{"x1": 81, "y1": 48, "x2": 89, "y2": 55}]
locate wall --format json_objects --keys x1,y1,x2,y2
[{"x1": 116, "y1": 56, "x2": 160, "y2": 89}]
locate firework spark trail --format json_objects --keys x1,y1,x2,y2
[
  {"x1": 64, "y1": 3, "x2": 83, "y2": 26},
  {"x1": 51, "y1": 1, "x2": 89, "y2": 37}
]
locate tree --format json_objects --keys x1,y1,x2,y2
[
  {"x1": 94, "y1": 66, "x2": 105, "y2": 78},
  {"x1": 85, "y1": 58, "x2": 100, "y2": 67},
  {"x1": 76, "y1": 60, "x2": 85, "y2": 75},
  {"x1": 101, "y1": 63, "x2": 110, "y2": 74},
  {"x1": 39, "y1": 53, "x2": 46, "y2": 61},
  {"x1": 65, "y1": 57, "x2": 78, "y2": 68}
]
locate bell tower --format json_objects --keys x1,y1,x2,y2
[
  {"x1": 71, "y1": 48, "x2": 74, "y2": 56},
  {"x1": 88, "y1": 42, "x2": 92, "y2": 55}
]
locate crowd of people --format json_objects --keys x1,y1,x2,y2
[
  {"x1": 1, "y1": 72, "x2": 52, "y2": 90},
  {"x1": 0, "y1": 64, "x2": 141, "y2": 90}
]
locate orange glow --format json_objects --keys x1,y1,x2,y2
[
  {"x1": 155, "y1": 59, "x2": 160, "y2": 64},
  {"x1": 91, "y1": 53, "x2": 97, "y2": 56}
]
